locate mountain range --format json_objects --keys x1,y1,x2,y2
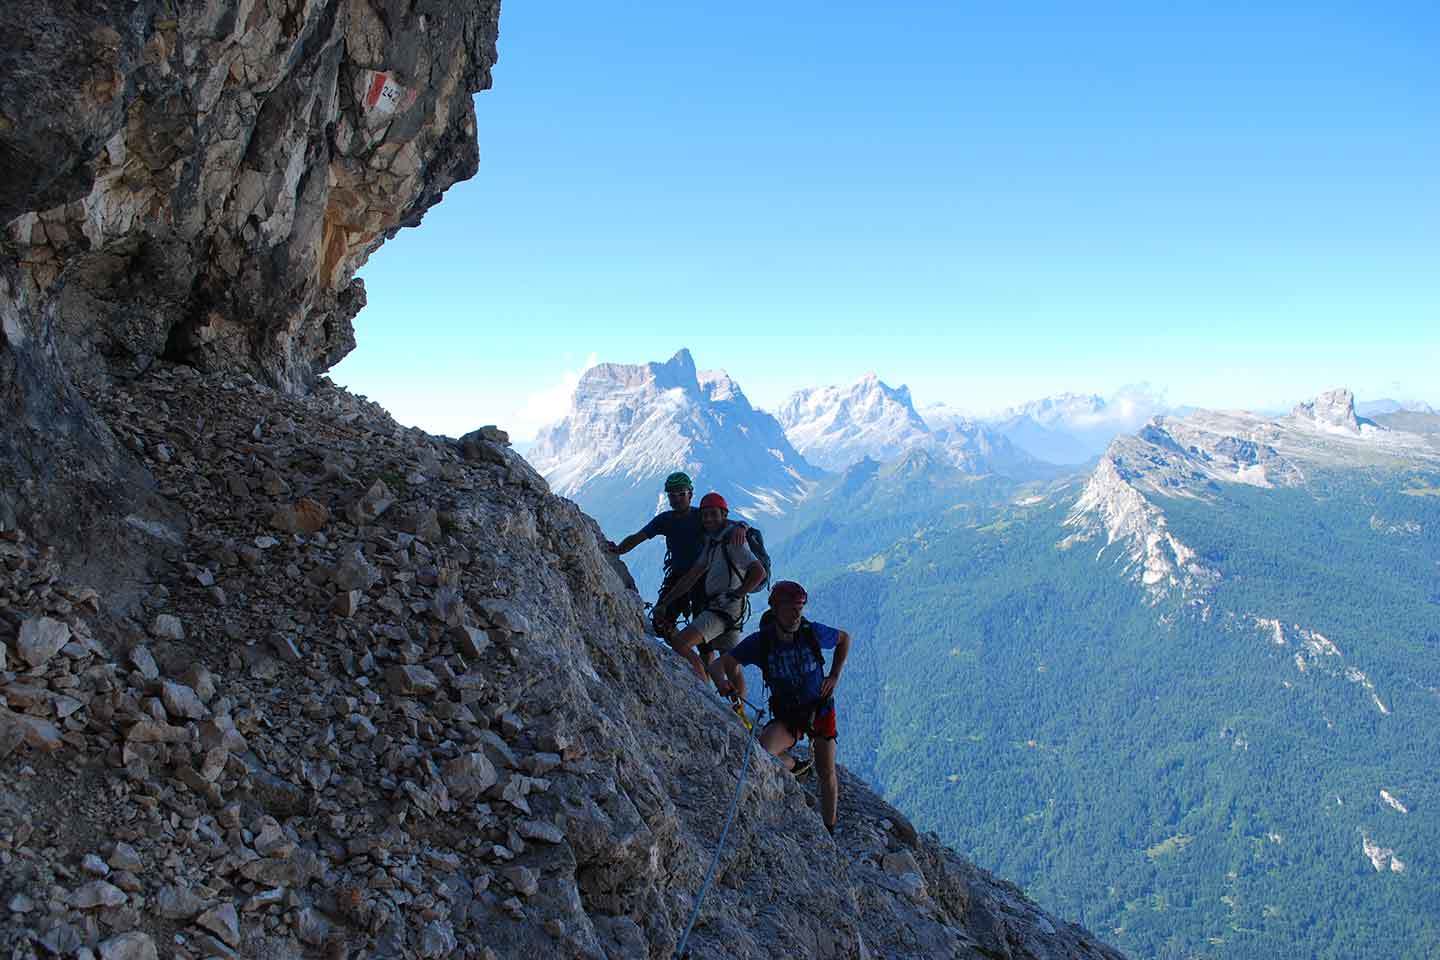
[
  {"x1": 780, "y1": 387, "x2": 1440, "y2": 960},
  {"x1": 524, "y1": 352, "x2": 1440, "y2": 960}
]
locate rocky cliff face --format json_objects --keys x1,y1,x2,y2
[
  {"x1": 0, "y1": 363, "x2": 1125, "y2": 960},
  {"x1": 1, "y1": 0, "x2": 499, "y2": 554}
]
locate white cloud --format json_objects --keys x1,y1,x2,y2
[
  {"x1": 507, "y1": 352, "x2": 598, "y2": 441},
  {"x1": 1068, "y1": 383, "x2": 1169, "y2": 430}
]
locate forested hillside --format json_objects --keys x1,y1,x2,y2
[{"x1": 775, "y1": 464, "x2": 1440, "y2": 960}]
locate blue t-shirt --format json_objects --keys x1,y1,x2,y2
[
  {"x1": 640, "y1": 507, "x2": 705, "y2": 575},
  {"x1": 730, "y1": 620, "x2": 841, "y2": 705}
]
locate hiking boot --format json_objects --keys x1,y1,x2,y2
[{"x1": 790, "y1": 756, "x2": 814, "y2": 779}]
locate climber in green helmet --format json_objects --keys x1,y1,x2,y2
[{"x1": 605, "y1": 472, "x2": 747, "y2": 641}]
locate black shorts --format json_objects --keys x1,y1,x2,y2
[
  {"x1": 770, "y1": 697, "x2": 838, "y2": 742},
  {"x1": 654, "y1": 577, "x2": 704, "y2": 625}
]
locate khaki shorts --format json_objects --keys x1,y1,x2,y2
[{"x1": 690, "y1": 610, "x2": 741, "y2": 653}]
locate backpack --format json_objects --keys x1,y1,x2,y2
[
  {"x1": 720, "y1": 523, "x2": 772, "y2": 594},
  {"x1": 755, "y1": 614, "x2": 826, "y2": 710}
]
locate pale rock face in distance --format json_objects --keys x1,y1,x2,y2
[
  {"x1": 776, "y1": 374, "x2": 932, "y2": 471},
  {"x1": 1064, "y1": 387, "x2": 1440, "y2": 605}
]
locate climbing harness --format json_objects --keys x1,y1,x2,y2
[{"x1": 672, "y1": 697, "x2": 765, "y2": 960}]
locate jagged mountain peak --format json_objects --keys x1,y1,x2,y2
[
  {"x1": 776, "y1": 374, "x2": 931, "y2": 471},
  {"x1": 528, "y1": 352, "x2": 820, "y2": 593},
  {"x1": 579, "y1": 347, "x2": 699, "y2": 395},
  {"x1": 1289, "y1": 387, "x2": 1372, "y2": 436}
]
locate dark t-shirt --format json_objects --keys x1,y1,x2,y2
[
  {"x1": 731, "y1": 621, "x2": 842, "y2": 705},
  {"x1": 641, "y1": 507, "x2": 705, "y2": 576}
]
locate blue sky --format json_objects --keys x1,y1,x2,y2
[{"x1": 331, "y1": 1, "x2": 1440, "y2": 439}]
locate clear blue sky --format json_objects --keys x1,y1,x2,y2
[{"x1": 331, "y1": 1, "x2": 1440, "y2": 439}]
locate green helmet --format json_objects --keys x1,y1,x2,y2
[{"x1": 664, "y1": 471, "x2": 694, "y2": 492}]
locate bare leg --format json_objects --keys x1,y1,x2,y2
[
  {"x1": 667, "y1": 625, "x2": 708, "y2": 681},
  {"x1": 725, "y1": 658, "x2": 746, "y2": 700},
  {"x1": 814, "y1": 737, "x2": 839, "y2": 829},
  {"x1": 758, "y1": 721, "x2": 798, "y2": 769}
]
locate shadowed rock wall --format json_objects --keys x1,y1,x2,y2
[{"x1": 1, "y1": 0, "x2": 500, "y2": 560}]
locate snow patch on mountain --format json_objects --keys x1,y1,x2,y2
[{"x1": 776, "y1": 374, "x2": 933, "y2": 471}]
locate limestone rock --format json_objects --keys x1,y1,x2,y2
[
  {"x1": 149, "y1": 614, "x2": 185, "y2": 641},
  {"x1": 444, "y1": 752, "x2": 499, "y2": 799},
  {"x1": 128, "y1": 645, "x2": 160, "y2": 681},
  {"x1": 347, "y1": 479, "x2": 395, "y2": 525},
  {"x1": 270, "y1": 497, "x2": 329, "y2": 534},
  {"x1": 71, "y1": 880, "x2": 126, "y2": 909},
  {"x1": 332, "y1": 545, "x2": 379, "y2": 591},
  {"x1": 160, "y1": 681, "x2": 208, "y2": 720},
  {"x1": 17, "y1": 616, "x2": 70, "y2": 667},
  {"x1": 387, "y1": 664, "x2": 439, "y2": 696},
  {"x1": 450, "y1": 624, "x2": 491, "y2": 659},
  {"x1": 502, "y1": 865, "x2": 539, "y2": 898},
  {"x1": 0, "y1": 707, "x2": 63, "y2": 755},
  {"x1": 97, "y1": 932, "x2": 158, "y2": 960},
  {"x1": 126, "y1": 719, "x2": 190, "y2": 743},
  {"x1": 155, "y1": 883, "x2": 204, "y2": 920},
  {"x1": 107, "y1": 843, "x2": 142, "y2": 871},
  {"x1": 196, "y1": 902, "x2": 241, "y2": 948}
]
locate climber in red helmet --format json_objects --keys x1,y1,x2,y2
[
  {"x1": 711, "y1": 579, "x2": 852, "y2": 836},
  {"x1": 605, "y1": 472, "x2": 748, "y2": 641},
  {"x1": 656, "y1": 492, "x2": 766, "y2": 702}
]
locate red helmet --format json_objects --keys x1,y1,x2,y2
[
  {"x1": 698, "y1": 492, "x2": 728, "y2": 513},
  {"x1": 768, "y1": 580, "x2": 807, "y2": 606}
]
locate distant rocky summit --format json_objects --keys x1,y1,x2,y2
[
  {"x1": 529, "y1": 349, "x2": 821, "y2": 594},
  {"x1": 0, "y1": 4, "x2": 1124, "y2": 958},
  {"x1": 777, "y1": 375, "x2": 932, "y2": 471}
]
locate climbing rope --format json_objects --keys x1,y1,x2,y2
[{"x1": 672, "y1": 697, "x2": 765, "y2": 960}]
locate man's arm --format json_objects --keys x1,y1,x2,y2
[
  {"x1": 727, "y1": 519, "x2": 749, "y2": 548},
  {"x1": 607, "y1": 530, "x2": 651, "y2": 555},
  {"x1": 737, "y1": 560, "x2": 766, "y2": 595},
  {"x1": 819, "y1": 630, "x2": 851, "y2": 699}
]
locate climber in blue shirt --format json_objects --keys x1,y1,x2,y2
[{"x1": 711, "y1": 580, "x2": 851, "y2": 835}]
